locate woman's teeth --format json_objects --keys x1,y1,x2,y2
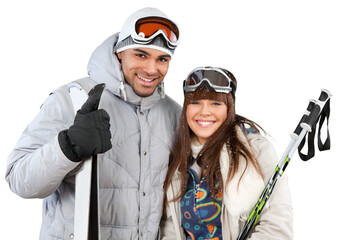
[{"x1": 197, "y1": 121, "x2": 214, "y2": 127}]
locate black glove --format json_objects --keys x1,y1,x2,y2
[{"x1": 58, "y1": 90, "x2": 112, "y2": 162}]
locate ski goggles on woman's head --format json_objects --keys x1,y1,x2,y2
[
  {"x1": 131, "y1": 16, "x2": 180, "y2": 49},
  {"x1": 183, "y1": 67, "x2": 236, "y2": 95}
]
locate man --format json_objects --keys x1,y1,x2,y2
[{"x1": 6, "y1": 7, "x2": 181, "y2": 240}]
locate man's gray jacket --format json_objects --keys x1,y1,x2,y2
[{"x1": 5, "y1": 33, "x2": 182, "y2": 240}]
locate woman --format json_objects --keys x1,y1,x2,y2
[{"x1": 161, "y1": 67, "x2": 293, "y2": 240}]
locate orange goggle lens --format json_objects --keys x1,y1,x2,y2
[{"x1": 135, "y1": 17, "x2": 179, "y2": 43}]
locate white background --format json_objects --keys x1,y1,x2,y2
[{"x1": 1, "y1": 0, "x2": 338, "y2": 239}]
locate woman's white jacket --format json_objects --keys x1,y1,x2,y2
[{"x1": 160, "y1": 128, "x2": 293, "y2": 240}]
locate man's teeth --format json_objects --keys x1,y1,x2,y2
[{"x1": 138, "y1": 75, "x2": 154, "y2": 82}]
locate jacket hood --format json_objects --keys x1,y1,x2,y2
[{"x1": 87, "y1": 33, "x2": 164, "y2": 110}]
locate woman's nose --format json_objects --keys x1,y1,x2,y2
[{"x1": 199, "y1": 103, "x2": 211, "y2": 116}]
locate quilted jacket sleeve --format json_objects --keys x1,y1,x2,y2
[{"x1": 5, "y1": 86, "x2": 80, "y2": 198}]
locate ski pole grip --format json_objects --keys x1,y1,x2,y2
[
  {"x1": 301, "y1": 89, "x2": 332, "y2": 132},
  {"x1": 292, "y1": 100, "x2": 315, "y2": 137}
]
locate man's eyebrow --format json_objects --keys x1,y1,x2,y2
[
  {"x1": 133, "y1": 48, "x2": 151, "y2": 56},
  {"x1": 159, "y1": 53, "x2": 171, "y2": 59},
  {"x1": 133, "y1": 48, "x2": 171, "y2": 59}
]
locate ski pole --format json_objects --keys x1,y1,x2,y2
[{"x1": 237, "y1": 89, "x2": 332, "y2": 240}]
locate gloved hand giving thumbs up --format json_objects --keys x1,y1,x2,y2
[{"x1": 58, "y1": 84, "x2": 112, "y2": 162}]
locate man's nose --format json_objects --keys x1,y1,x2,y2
[{"x1": 143, "y1": 60, "x2": 157, "y2": 75}]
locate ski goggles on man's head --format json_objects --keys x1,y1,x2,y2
[
  {"x1": 131, "y1": 16, "x2": 180, "y2": 49},
  {"x1": 183, "y1": 67, "x2": 236, "y2": 96}
]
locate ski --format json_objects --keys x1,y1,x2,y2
[{"x1": 70, "y1": 83, "x2": 105, "y2": 240}]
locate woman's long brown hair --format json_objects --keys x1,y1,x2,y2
[{"x1": 163, "y1": 68, "x2": 263, "y2": 206}]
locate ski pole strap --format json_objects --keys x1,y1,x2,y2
[
  {"x1": 297, "y1": 124, "x2": 316, "y2": 161},
  {"x1": 296, "y1": 90, "x2": 331, "y2": 161},
  {"x1": 317, "y1": 99, "x2": 331, "y2": 151}
]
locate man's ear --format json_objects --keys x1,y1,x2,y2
[{"x1": 117, "y1": 52, "x2": 122, "y2": 60}]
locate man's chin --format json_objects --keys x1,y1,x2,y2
[
  {"x1": 132, "y1": 84, "x2": 161, "y2": 98},
  {"x1": 133, "y1": 88, "x2": 156, "y2": 98}
]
